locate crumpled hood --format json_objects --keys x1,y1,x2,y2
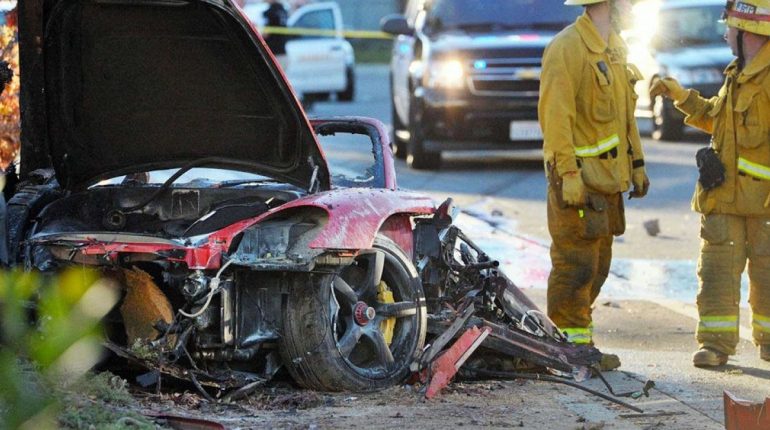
[{"x1": 19, "y1": 0, "x2": 329, "y2": 191}]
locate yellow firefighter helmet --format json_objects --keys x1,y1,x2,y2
[{"x1": 724, "y1": 0, "x2": 770, "y2": 36}]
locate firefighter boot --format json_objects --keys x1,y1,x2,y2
[
  {"x1": 599, "y1": 352, "x2": 621, "y2": 371},
  {"x1": 761, "y1": 345, "x2": 770, "y2": 361},
  {"x1": 692, "y1": 348, "x2": 728, "y2": 367}
]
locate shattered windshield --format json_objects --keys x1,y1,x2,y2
[
  {"x1": 315, "y1": 130, "x2": 384, "y2": 189},
  {"x1": 657, "y1": 6, "x2": 725, "y2": 49},
  {"x1": 425, "y1": 0, "x2": 579, "y2": 34}
]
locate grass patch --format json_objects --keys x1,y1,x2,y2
[
  {"x1": 59, "y1": 403, "x2": 156, "y2": 430},
  {"x1": 68, "y1": 372, "x2": 135, "y2": 407},
  {"x1": 352, "y1": 39, "x2": 393, "y2": 64},
  {"x1": 58, "y1": 372, "x2": 167, "y2": 430}
]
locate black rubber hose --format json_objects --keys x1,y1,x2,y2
[{"x1": 465, "y1": 367, "x2": 644, "y2": 413}]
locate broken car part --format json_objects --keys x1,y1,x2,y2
[
  {"x1": 422, "y1": 325, "x2": 491, "y2": 399},
  {"x1": 723, "y1": 390, "x2": 770, "y2": 430}
]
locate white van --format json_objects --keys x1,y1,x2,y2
[{"x1": 243, "y1": 1, "x2": 356, "y2": 101}]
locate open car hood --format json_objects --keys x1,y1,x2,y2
[{"x1": 18, "y1": 0, "x2": 330, "y2": 191}]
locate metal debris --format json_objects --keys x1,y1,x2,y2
[
  {"x1": 412, "y1": 200, "x2": 651, "y2": 412},
  {"x1": 422, "y1": 325, "x2": 491, "y2": 399},
  {"x1": 724, "y1": 390, "x2": 770, "y2": 430},
  {"x1": 643, "y1": 219, "x2": 660, "y2": 237}
]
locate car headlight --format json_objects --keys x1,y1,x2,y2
[
  {"x1": 667, "y1": 67, "x2": 723, "y2": 86},
  {"x1": 426, "y1": 59, "x2": 466, "y2": 89},
  {"x1": 234, "y1": 220, "x2": 315, "y2": 262}
]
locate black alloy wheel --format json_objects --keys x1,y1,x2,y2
[
  {"x1": 280, "y1": 235, "x2": 426, "y2": 392},
  {"x1": 338, "y1": 66, "x2": 355, "y2": 102}
]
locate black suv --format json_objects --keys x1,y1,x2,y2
[{"x1": 382, "y1": 0, "x2": 579, "y2": 169}]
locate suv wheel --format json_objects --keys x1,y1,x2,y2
[
  {"x1": 280, "y1": 235, "x2": 427, "y2": 392},
  {"x1": 407, "y1": 98, "x2": 441, "y2": 170},
  {"x1": 338, "y1": 66, "x2": 355, "y2": 102},
  {"x1": 651, "y1": 93, "x2": 683, "y2": 141},
  {"x1": 391, "y1": 102, "x2": 408, "y2": 159}
]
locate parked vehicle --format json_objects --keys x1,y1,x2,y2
[
  {"x1": 626, "y1": 0, "x2": 732, "y2": 141},
  {"x1": 243, "y1": 1, "x2": 356, "y2": 102},
  {"x1": 381, "y1": 0, "x2": 580, "y2": 169}
]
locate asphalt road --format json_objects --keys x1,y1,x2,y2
[{"x1": 310, "y1": 64, "x2": 709, "y2": 261}]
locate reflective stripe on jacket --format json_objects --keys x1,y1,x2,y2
[
  {"x1": 754, "y1": 314, "x2": 770, "y2": 333},
  {"x1": 538, "y1": 12, "x2": 645, "y2": 195},
  {"x1": 675, "y1": 41, "x2": 770, "y2": 216}
]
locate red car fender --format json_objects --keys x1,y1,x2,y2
[
  {"x1": 76, "y1": 190, "x2": 433, "y2": 270},
  {"x1": 211, "y1": 188, "x2": 434, "y2": 252}
]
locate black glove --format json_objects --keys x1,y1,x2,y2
[{"x1": 695, "y1": 147, "x2": 725, "y2": 191}]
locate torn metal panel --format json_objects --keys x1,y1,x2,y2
[
  {"x1": 724, "y1": 391, "x2": 770, "y2": 430},
  {"x1": 424, "y1": 326, "x2": 491, "y2": 399},
  {"x1": 416, "y1": 211, "x2": 602, "y2": 377}
]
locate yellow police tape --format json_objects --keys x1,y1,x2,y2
[{"x1": 262, "y1": 26, "x2": 393, "y2": 40}]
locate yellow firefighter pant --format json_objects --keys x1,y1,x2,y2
[
  {"x1": 546, "y1": 187, "x2": 625, "y2": 343},
  {"x1": 697, "y1": 213, "x2": 770, "y2": 354}
]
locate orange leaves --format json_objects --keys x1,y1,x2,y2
[{"x1": 0, "y1": 22, "x2": 19, "y2": 169}]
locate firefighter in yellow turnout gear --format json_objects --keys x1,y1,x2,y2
[
  {"x1": 539, "y1": 0, "x2": 648, "y2": 370},
  {"x1": 652, "y1": 0, "x2": 770, "y2": 366}
]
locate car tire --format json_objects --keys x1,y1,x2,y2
[
  {"x1": 407, "y1": 97, "x2": 441, "y2": 170},
  {"x1": 651, "y1": 94, "x2": 683, "y2": 141},
  {"x1": 391, "y1": 101, "x2": 408, "y2": 159},
  {"x1": 338, "y1": 66, "x2": 355, "y2": 102},
  {"x1": 280, "y1": 235, "x2": 427, "y2": 392}
]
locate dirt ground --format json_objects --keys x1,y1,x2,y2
[{"x1": 112, "y1": 290, "x2": 770, "y2": 430}]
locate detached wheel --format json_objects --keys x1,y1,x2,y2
[
  {"x1": 407, "y1": 97, "x2": 441, "y2": 170},
  {"x1": 280, "y1": 235, "x2": 426, "y2": 392},
  {"x1": 338, "y1": 66, "x2": 355, "y2": 102},
  {"x1": 651, "y1": 93, "x2": 683, "y2": 141}
]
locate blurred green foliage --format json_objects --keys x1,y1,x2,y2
[{"x1": 0, "y1": 268, "x2": 119, "y2": 429}]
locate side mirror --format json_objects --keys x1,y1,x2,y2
[{"x1": 381, "y1": 14, "x2": 413, "y2": 36}]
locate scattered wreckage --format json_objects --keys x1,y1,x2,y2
[{"x1": 11, "y1": 0, "x2": 647, "y2": 410}]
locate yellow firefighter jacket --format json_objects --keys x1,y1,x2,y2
[
  {"x1": 539, "y1": 12, "x2": 645, "y2": 195},
  {"x1": 677, "y1": 43, "x2": 770, "y2": 216},
  {"x1": 675, "y1": 42, "x2": 770, "y2": 215}
]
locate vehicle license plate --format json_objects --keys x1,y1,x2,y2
[{"x1": 509, "y1": 121, "x2": 543, "y2": 141}]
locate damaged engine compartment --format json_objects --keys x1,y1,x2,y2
[{"x1": 19, "y1": 181, "x2": 609, "y2": 399}]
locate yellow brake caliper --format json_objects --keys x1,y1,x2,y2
[{"x1": 377, "y1": 281, "x2": 396, "y2": 345}]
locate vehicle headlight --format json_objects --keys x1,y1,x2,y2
[
  {"x1": 667, "y1": 67, "x2": 723, "y2": 86},
  {"x1": 426, "y1": 59, "x2": 466, "y2": 89},
  {"x1": 235, "y1": 220, "x2": 315, "y2": 262}
]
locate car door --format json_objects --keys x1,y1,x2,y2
[{"x1": 286, "y1": 2, "x2": 348, "y2": 96}]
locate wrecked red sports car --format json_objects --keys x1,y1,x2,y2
[{"x1": 10, "y1": 0, "x2": 600, "y2": 395}]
